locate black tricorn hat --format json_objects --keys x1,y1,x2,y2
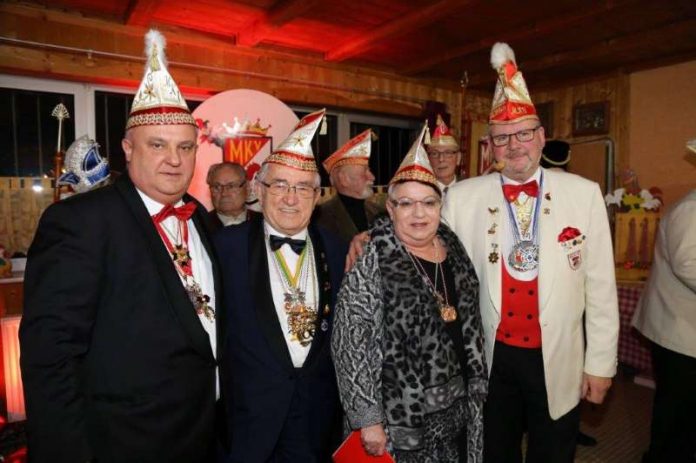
[{"x1": 541, "y1": 140, "x2": 570, "y2": 168}]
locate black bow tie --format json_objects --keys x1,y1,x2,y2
[{"x1": 269, "y1": 235, "x2": 306, "y2": 255}]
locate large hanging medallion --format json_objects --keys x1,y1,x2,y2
[
  {"x1": 284, "y1": 288, "x2": 316, "y2": 346},
  {"x1": 508, "y1": 240, "x2": 539, "y2": 272},
  {"x1": 436, "y1": 293, "x2": 457, "y2": 322},
  {"x1": 186, "y1": 280, "x2": 215, "y2": 321}
]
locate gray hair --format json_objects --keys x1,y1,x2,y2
[
  {"x1": 255, "y1": 162, "x2": 321, "y2": 188},
  {"x1": 206, "y1": 162, "x2": 246, "y2": 185}
]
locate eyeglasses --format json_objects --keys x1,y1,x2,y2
[
  {"x1": 259, "y1": 180, "x2": 318, "y2": 199},
  {"x1": 490, "y1": 126, "x2": 542, "y2": 147},
  {"x1": 390, "y1": 197, "x2": 442, "y2": 212},
  {"x1": 209, "y1": 181, "x2": 246, "y2": 193},
  {"x1": 428, "y1": 150, "x2": 459, "y2": 159}
]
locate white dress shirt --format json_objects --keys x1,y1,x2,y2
[
  {"x1": 437, "y1": 177, "x2": 458, "y2": 197},
  {"x1": 137, "y1": 190, "x2": 219, "y2": 398},
  {"x1": 264, "y1": 222, "x2": 317, "y2": 368},
  {"x1": 500, "y1": 168, "x2": 542, "y2": 281},
  {"x1": 217, "y1": 208, "x2": 248, "y2": 226}
]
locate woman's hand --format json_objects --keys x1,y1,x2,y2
[
  {"x1": 345, "y1": 231, "x2": 370, "y2": 272},
  {"x1": 360, "y1": 423, "x2": 387, "y2": 456}
]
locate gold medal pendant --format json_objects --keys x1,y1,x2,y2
[
  {"x1": 440, "y1": 303, "x2": 457, "y2": 322},
  {"x1": 284, "y1": 289, "x2": 316, "y2": 346}
]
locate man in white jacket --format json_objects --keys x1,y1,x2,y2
[
  {"x1": 632, "y1": 189, "x2": 696, "y2": 463},
  {"x1": 442, "y1": 42, "x2": 619, "y2": 462}
]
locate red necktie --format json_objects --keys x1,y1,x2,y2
[
  {"x1": 502, "y1": 181, "x2": 538, "y2": 202},
  {"x1": 152, "y1": 202, "x2": 197, "y2": 224}
]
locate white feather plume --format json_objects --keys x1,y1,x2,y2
[
  {"x1": 491, "y1": 42, "x2": 515, "y2": 70},
  {"x1": 144, "y1": 29, "x2": 167, "y2": 69}
]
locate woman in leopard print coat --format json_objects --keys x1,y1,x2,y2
[{"x1": 332, "y1": 179, "x2": 488, "y2": 463}]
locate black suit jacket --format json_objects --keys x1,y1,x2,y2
[
  {"x1": 20, "y1": 175, "x2": 223, "y2": 463},
  {"x1": 214, "y1": 217, "x2": 347, "y2": 463},
  {"x1": 314, "y1": 193, "x2": 386, "y2": 243}
]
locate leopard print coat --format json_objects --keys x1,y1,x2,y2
[{"x1": 332, "y1": 216, "x2": 487, "y2": 463}]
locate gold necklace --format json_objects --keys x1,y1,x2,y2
[{"x1": 405, "y1": 238, "x2": 457, "y2": 322}]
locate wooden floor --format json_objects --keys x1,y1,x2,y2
[{"x1": 575, "y1": 370, "x2": 654, "y2": 463}]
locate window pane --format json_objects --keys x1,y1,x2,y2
[
  {"x1": 0, "y1": 90, "x2": 14, "y2": 176},
  {"x1": 350, "y1": 122, "x2": 417, "y2": 185},
  {"x1": 0, "y1": 87, "x2": 75, "y2": 177}
]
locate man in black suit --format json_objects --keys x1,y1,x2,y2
[
  {"x1": 19, "y1": 30, "x2": 222, "y2": 463},
  {"x1": 215, "y1": 109, "x2": 346, "y2": 463},
  {"x1": 206, "y1": 161, "x2": 260, "y2": 231}
]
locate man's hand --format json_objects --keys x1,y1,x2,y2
[
  {"x1": 581, "y1": 373, "x2": 612, "y2": 404},
  {"x1": 345, "y1": 231, "x2": 370, "y2": 272},
  {"x1": 360, "y1": 423, "x2": 387, "y2": 456}
]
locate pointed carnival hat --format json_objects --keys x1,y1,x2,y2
[
  {"x1": 390, "y1": 123, "x2": 440, "y2": 194},
  {"x1": 428, "y1": 114, "x2": 459, "y2": 148},
  {"x1": 322, "y1": 128, "x2": 373, "y2": 173},
  {"x1": 126, "y1": 30, "x2": 196, "y2": 130},
  {"x1": 263, "y1": 108, "x2": 326, "y2": 172},
  {"x1": 489, "y1": 42, "x2": 538, "y2": 125}
]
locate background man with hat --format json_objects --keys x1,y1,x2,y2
[
  {"x1": 215, "y1": 109, "x2": 347, "y2": 462},
  {"x1": 315, "y1": 129, "x2": 385, "y2": 243},
  {"x1": 426, "y1": 114, "x2": 464, "y2": 196},
  {"x1": 442, "y1": 42, "x2": 618, "y2": 462},
  {"x1": 540, "y1": 139, "x2": 571, "y2": 171},
  {"x1": 20, "y1": 30, "x2": 222, "y2": 462}
]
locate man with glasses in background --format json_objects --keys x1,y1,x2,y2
[
  {"x1": 214, "y1": 109, "x2": 347, "y2": 463},
  {"x1": 206, "y1": 161, "x2": 259, "y2": 230},
  {"x1": 426, "y1": 114, "x2": 464, "y2": 197},
  {"x1": 442, "y1": 43, "x2": 618, "y2": 462}
]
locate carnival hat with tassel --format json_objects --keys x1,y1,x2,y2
[
  {"x1": 264, "y1": 108, "x2": 326, "y2": 172},
  {"x1": 126, "y1": 30, "x2": 195, "y2": 130},
  {"x1": 428, "y1": 114, "x2": 459, "y2": 148},
  {"x1": 322, "y1": 128, "x2": 373, "y2": 174},
  {"x1": 489, "y1": 42, "x2": 538, "y2": 125},
  {"x1": 390, "y1": 123, "x2": 440, "y2": 194}
]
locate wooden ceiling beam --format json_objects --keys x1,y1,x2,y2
[
  {"x1": 237, "y1": 0, "x2": 321, "y2": 47},
  {"x1": 325, "y1": 0, "x2": 470, "y2": 63},
  {"x1": 465, "y1": 18, "x2": 696, "y2": 87},
  {"x1": 402, "y1": 0, "x2": 633, "y2": 75},
  {"x1": 124, "y1": 0, "x2": 161, "y2": 27}
]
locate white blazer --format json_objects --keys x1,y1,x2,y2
[
  {"x1": 632, "y1": 190, "x2": 696, "y2": 358},
  {"x1": 442, "y1": 168, "x2": 619, "y2": 419}
]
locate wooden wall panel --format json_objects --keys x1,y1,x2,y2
[{"x1": 0, "y1": 3, "x2": 463, "y2": 126}]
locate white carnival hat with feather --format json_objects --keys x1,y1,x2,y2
[
  {"x1": 126, "y1": 30, "x2": 195, "y2": 130},
  {"x1": 489, "y1": 42, "x2": 538, "y2": 125}
]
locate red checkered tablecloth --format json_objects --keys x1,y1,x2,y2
[{"x1": 617, "y1": 284, "x2": 653, "y2": 374}]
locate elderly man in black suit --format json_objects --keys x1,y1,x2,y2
[
  {"x1": 215, "y1": 109, "x2": 347, "y2": 463},
  {"x1": 20, "y1": 30, "x2": 223, "y2": 463}
]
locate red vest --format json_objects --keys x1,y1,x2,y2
[{"x1": 495, "y1": 263, "x2": 542, "y2": 348}]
